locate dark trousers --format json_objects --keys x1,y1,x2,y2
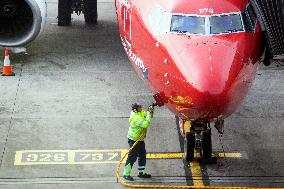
[{"x1": 125, "y1": 139, "x2": 146, "y2": 172}]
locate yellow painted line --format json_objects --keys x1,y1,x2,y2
[
  {"x1": 190, "y1": 161, "x2": 205, "y2": 186},
  {"x1": 68, "y1": 151, "x2": 75, "y2": 163},
  {"x1": 14, "y1": 150, "x2": 242, "y2": 166},
  {"x1": 213, "y1": 152, "x2": 242, "y2": 158},
  {"x1": 16, "y1": 149, "x2": 126, "y2": 153},
  {"x1": 147, "y1": 152, "x2": 242, "y2": 159},
  {"x1": 14, "y1": 150, "x2": 124, "y2": 166},
  {"x1": 14, "y1": 151, "x2": 22, "y2": 166},
  {"x1": 184, "y1": 121, "x2": 191, "y2": 133},
  {"x1": 147, "y1": 153, "x2": 183, "y2": 159},
  {"x1": 121, "y1": 149, "x2": 128, "y2": 160},
  {"x1": 186, "y1": 151, "x2": 242, "y2": 187},
  {"x1": 15, "y1": 161, "x2": 120, "y2": 165},
  {"x1": 189, "y1": 150, "x2": 205, "y2": 186}
]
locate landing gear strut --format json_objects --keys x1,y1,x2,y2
[
  {"x1": 58, "y1": 0, "x2": 98, "y2": 26},
  {"x1": 178, "y1": 117, "x2": 217, "y2": 164}
]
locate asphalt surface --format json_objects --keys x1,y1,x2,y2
[{"x1": 0, "y1": 0, "x2": 283, "y2": 188}]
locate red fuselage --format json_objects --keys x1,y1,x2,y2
[{"x1": 116, "y1": 0, "x2": 262, "y2": 121}]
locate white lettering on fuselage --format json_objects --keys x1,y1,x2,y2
[
  {"x1": 119, "y1": 0, "x2": 130, "y2": 8},
  {"x1": 128, "y1": 49, "x2": 147, "y2": 72},
  {"x1": 121, "y1": 37, "x2": 147, "y2": 73},
  {"x1": 199, "y1": 8, "x2": 214, "y2": 14}
]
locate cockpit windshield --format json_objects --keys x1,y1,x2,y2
[
  {"x1": 170, "y1": 13, "x2": 244, "y2": 35},
  {"x1": 148, "y1": 5, "x2": 247, "y2": 36},
  {"x1": 210, "y1": 14, "x2": 244, "y2": 34},
  {"x1": 171, "y1": 15, "x2": 206, "y2": 35}
]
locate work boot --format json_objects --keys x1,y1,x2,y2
[
  {"x1": 123, "y1": 175, "x2": 134, "y2": 181},
  {"x1": 138, "y1": 172, "x2": 152, "y2": 178},
  {"x1": 123, "y1": 163, "x2": 133, "y2": 181}
]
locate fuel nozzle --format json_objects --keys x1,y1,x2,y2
[
  {"x1": 147, "y1": 103, "x2": 155, "y2": 113},
  {"x1": 150, "y1": 103, "x2": 157, "y2": 108},
  {"x1": 148, "y1": 92, "x2": 167, "y2": 113},
  {"x1": 148, "y1": 102, "x2": 159, "y2": 116},
  {"x1": 153, "y1": 92, "x2": 167, "y2": 107}
]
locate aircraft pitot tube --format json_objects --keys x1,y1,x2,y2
[{"x1": 0, "y1": 0, "x2": 47, "y2": 47}]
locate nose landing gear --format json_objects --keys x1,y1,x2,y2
[{"x1": 179, "y1": 117, "x2": 217, "y2": 164}]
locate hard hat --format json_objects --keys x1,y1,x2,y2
[{"x1": 132, "y1": 103, "x2": 142, "y2": 111}]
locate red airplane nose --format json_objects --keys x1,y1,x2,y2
[
  {"x1": 171, "y1": 38, "x2": 243, "y2": 95},
  {"x1": 168, "y1": 37, "x2": 243, "y2": 95},
  {"x1": 164, "y1": 36, "x2": 258, "y2": 120}
]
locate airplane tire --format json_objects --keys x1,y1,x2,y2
[
  {"x1": 202, "y1": 130, "x2": 212, "y2": 158},
  {"x1": 184, "y1": 132, "x2": 195, "y2": 162},
  {"x1": 84, "y1": 0, "x2": 98, "y2": 25},
  {"x1": 58, "y1": 0, "x2": 71, "y2": 26}
]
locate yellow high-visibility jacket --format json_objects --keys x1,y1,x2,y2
[{"x1": 127, "y1": 110, "x2": 152, "y2": 141}]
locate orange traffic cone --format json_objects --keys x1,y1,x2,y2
[{"x1": 1, "y1": 48, "x2": 15, "y2": 76}]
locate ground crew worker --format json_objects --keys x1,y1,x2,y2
[{"x1": 123, "y1": 103, "x2": 154, "y2": 181}]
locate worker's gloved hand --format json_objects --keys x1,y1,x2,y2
[{"x1": 147, "y1": 105, "x2": 154, "y2": 114}]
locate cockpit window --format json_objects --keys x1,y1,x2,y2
[
  {"x1": 149, "y1": 5, "x2": 245, "y2": 36},
  {"x1": 210, "y1": 14, "x2": 244, "y2": 34},
  {"x1": 148, "y1": 6, "x2": 171, "y2": 35},
  {"x1": 171, "y1": 15, "x2": 206, "y2": 35}
]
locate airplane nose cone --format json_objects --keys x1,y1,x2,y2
[
  {"x1": 175, "y1": 40, "x2": 242, "y2": 95},
  {"x1": 164, "y1": 37, "x2": 258, "y2": 119}
]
